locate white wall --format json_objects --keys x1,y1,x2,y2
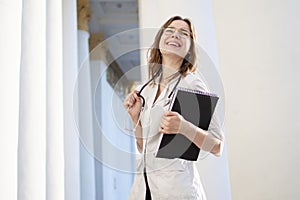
[
  {"x1": 0, "y1": 1, "x2": 21, "y2": 199},
  {"x1": 212, "y1": 0, "x2": 300, "y2": 199}
]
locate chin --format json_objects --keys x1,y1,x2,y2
[
  {"x1": 161, "y1": 49, "x2": 186, "y2": 59},
  {"x1": 162, "y1": 51, "x2": 185, "y2": 59}
]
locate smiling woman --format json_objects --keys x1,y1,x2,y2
[
  {"x1": 124, "y1": 16, "x2": 224, "y2": 200},
  {"x1": 148, "y1": 16, "x2": 197, "y2": 79},
  {"x1": 159, "y1": 20, "x2": 192, "y2": 60}
]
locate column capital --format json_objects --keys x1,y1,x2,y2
[{"x1": 77, "y1": 0, "x2": 91, "y2": 31}]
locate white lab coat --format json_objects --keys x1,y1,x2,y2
[{"x1": 127, "y1": 73, "x2": 224, "y2": 200}]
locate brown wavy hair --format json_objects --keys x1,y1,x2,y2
[{"x1": 147, "y1": 16, "x2": 197, "y2": 79}]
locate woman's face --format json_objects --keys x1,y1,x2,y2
[{"x1": 159, "y1": 20, "x2": 192, "y2": 59}]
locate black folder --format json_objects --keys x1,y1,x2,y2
[{"x1": 156, "y1": 87, "x2": 219, "y2": 161}]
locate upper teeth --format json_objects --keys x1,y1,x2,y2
[{"x1": 168, "y1": 42, "x2": 180, "y2": 47}]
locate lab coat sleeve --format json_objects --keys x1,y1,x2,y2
[{"x1": 190, "y1": 77, "x2": 225, "y2": 155}]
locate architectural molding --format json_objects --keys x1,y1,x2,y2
[{"x1": 77, "y1": 0, "x2": 91, "y2": 31}]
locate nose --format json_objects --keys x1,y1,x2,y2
[{"x1": 171, "y1": 30, "x2": 180, "y2": 39}]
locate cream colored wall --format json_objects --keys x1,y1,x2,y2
[{"x1": 212, "y1": 0, "x2": 300, "y2": 199}]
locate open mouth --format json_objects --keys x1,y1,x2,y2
[{"x1": 166, "y1": 41, "x2": 181, "y2": 47}]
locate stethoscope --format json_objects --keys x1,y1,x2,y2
[
  {"x1": 126, "y1": 66, "x2": 181, "y2": 132},
  {"x1": 137, "y1": 66, "x2": 182, "y2": 108}
]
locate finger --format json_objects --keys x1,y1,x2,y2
[
  {"x1": 131, "y1": 92, "x2": 138, "y2": 102},
  {"x1": 159, "y1": 126, "x2": 166, "y2": 133},
  {"x1": 132, "y1": 90, "x2": 139, "y2": 97},
  {"x1": 164, "y1": 111, "x2": 177, "y2": 116},
  {"x1": 124, "y1": 98, "x2": 131, "y2": 108},
  {"x1": 132, "y1": 93, "x2": 141, "y2": 102},
  {"x1": 160, "y1": 115, "x2": 168, "y2": 126},
  {"x1": 159, "y1": 128, "x2": 164, "y2": 133},
  {"x1": 130, "y1": 93, "x2": 135, "y2": 100},
  {"x1": 127, "y1": 97, "x2": 133, "y2": 106},
  {"x1": 160, "y1": 126, "x2": 171, "y2": 134},
  {"x1": 161, "y1": 119, "x2": 171, "y2": 132},
  {"x1": 125, "y1": 93, "x2": 132, "y2": 102},
  {"x1": 160, "y1": 121, "x2": 165, "y2": 129},
  {"x1": 124, "y1": 93, "x2": 131, "y2": 102},
  {"x1": 161, "y1": 115, "x2": 172, "y2": 125},
  {"x1": 124, "y1": 90, "x2": 140, "y2": 108},
  {"x1": 126, "y1": 98, "x2": 135, "y2": 108}
]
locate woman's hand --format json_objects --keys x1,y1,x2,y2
[
  {"x1": 123, "y1": 90, "x2": 142, "y2": 123},
  {"x1": 159, "y1": 111, "x2": 188, "y2": 134}
]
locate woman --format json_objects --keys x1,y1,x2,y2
[{"x1": 124, "y1": 16, "x2": 224, "y2": 200}]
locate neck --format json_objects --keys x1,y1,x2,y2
[
  {"x1": 162, "y1": 56, "x2": 182, "y2": 70},
  {"x1": 161, "y1": 56, "x2": 182, "y2": 81}
]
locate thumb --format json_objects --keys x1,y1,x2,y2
[
  {"x1": 133, "y1": 92, "x2": 141, "y2": 102},
  {"x1": 164, "y1": 111, "x2": 177, "y2": 116}
]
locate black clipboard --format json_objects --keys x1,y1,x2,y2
[{"x1": 156, "y1": 87, "x2": 219, "y2": 161}]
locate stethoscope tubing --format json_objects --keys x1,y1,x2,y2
[{"x1": 137, "y1": 67, "x2": 181, "y2": 108}]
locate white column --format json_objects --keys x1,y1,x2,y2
[
  {"x1": 0, "y1": 1, "x2": 21, "y2": 200},
  {"x1": 76, "y1": 0, "x2": 96, "y2": 198},
  {"x1": 18, "y1": 0, "x2": 46, "y2": 199},
  {"x1": 62, "y1": 0, "x2": 81, "y2": 199},
  {"x1": 139, "y1": 1, "x2": 231, "y2": 199},
  {"x1": 77, "y1": 29, "x2": 96, "y2": 200},
  {"x1": 46, "y1": 0, "x2": 65, "y2": 199}
]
